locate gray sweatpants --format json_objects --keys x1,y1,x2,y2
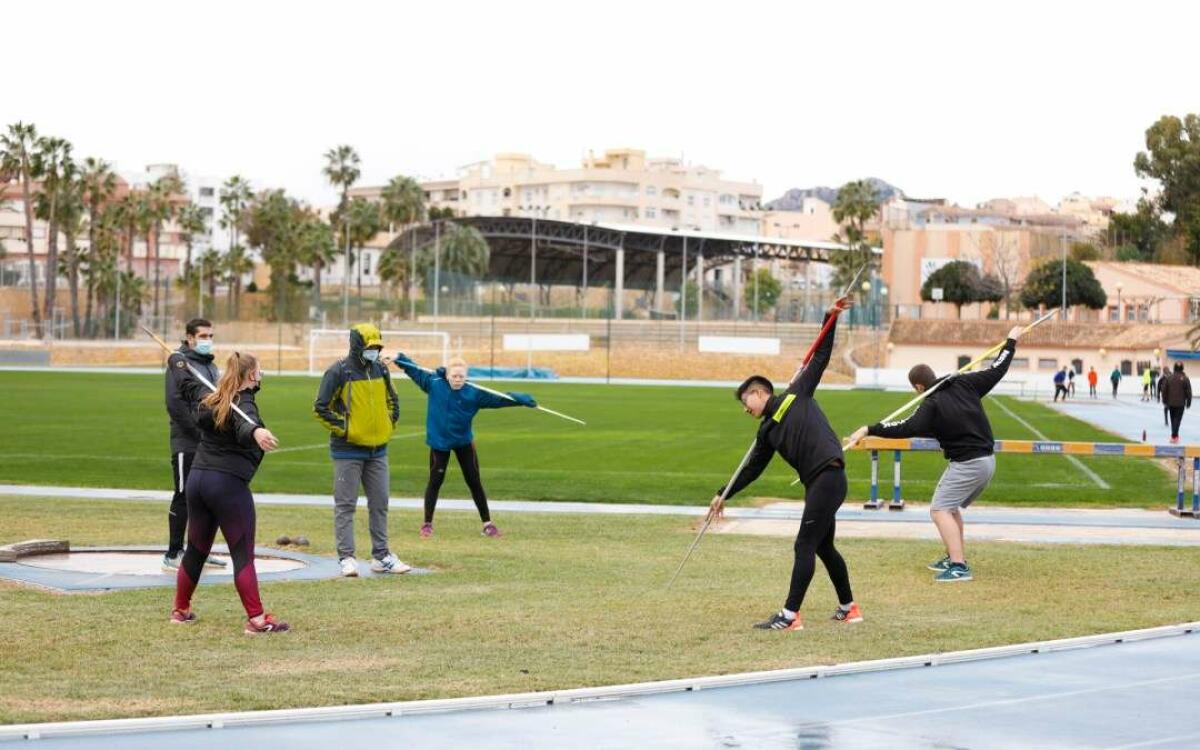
[
  {"x1": 333, "y1": 456, "x2": 390, "y2": 561},
  {"x1": 930, "y1": 454, "x2": 996, "y2": 511}
]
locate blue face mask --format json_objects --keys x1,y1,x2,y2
[
  {"x1": 363, "y1": 349, "x2": 380, "y2": 363},
  {"x1": 194, "y1": 340, "x2": 213, "y2": 356}
]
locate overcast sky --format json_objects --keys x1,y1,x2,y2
[{"x1": 4, "y1": 0, "x2": 1194, "y2": 209}]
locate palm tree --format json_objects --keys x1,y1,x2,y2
[
  {"x1": 146, "y1": 173, "x2": 183, "y2": 320},
  {"x1": 175, "y1": 203, "x2": 207, "y2": 274},
  {"x1": 295, "y1": 210, "x2": 336, "y2": 312},
  {"x1": 56, "y1": 169, "x2": 86, "y2": 336},
  {"x1": 344, "y1": 197, "x2": 381, "y2": 315},
  {"x1": 378, "y1": 239, "x2": 414, "y2": 310},
  {"x1": 379, "y1": 175, "x2": 425, "y2": 311},
  {"x1": 218, "y1": 175, "x2": 253, "y2": 313},
  {"x1": 322, "y1": 145, "x2": 361, "y2": 324},
  {"x1": 32, "y1": 136, "x2": 73, "y2": 334},
  {"x1": 82, "y1": 210, "x2": 120, "y2": 336},
  {"x1": 416, "y1": 222, "x2": 490, "y2": 302},
  {"x1": 222, "y1": 244, "x2": 254, "y2": 319},
  {"x1": 0, "y1": 122, "x2": 43, "y2": 336},
  {"x1": 196, "y1": 248, "x2": 222, "y2": 307}
]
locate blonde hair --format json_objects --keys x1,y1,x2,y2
[
  {"x1": 202, "y1": 352, "x2": 259, "y2": 429},
  {"x1": 447, "y1": 357, "x2": 468, "y2": 371}
]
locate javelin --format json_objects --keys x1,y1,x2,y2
[
  {"x1": 666, "y1": 437, "x2": 757, "y2": 589},
  {"x1": 141, "y1": 326, "x2": 258, "y2": 428},
  {"x1": 392, "y1": 356, "x2": 586, "y2": 426},
  {"x1": 786, "y1": 263, "x2": 867, "y2": 385},
  {"x1": 840, "y1": 308, "x2": 1058, "y2": 452}
]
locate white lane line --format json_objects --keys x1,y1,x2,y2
[{"x1": 990, "y1": 396, "x2": 1111, "y2": 489}]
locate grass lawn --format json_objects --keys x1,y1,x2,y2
[
  {"x1": 0, "y1": 371, "x2": 1174, "y2": 507},
  {"x1": 1, "y1": 497, "x2": 1199, "y2": 724}
]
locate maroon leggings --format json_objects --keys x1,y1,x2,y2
[{"x1": 174, "y1": 468, "x2": 263, "y2": 618}]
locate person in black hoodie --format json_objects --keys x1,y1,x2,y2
[
  {"x1": 708, "y1": 296, "x2": 861, "y2": 632},
  {"x1": 171, "y1": 351, "x2": 289, "y2": 634},
  {"x1": 162, "y1": 318, "x2": 225, "y2": 572},
  {"x1": 1162, "y1": 362, "x2": 1193, "y2": 444},
  {"x1": 847, "y1": 325, "x2": 1024, "y2": 583}
]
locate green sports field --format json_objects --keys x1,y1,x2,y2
[{"x1": 0, "y1": 371, "x2": 1173, "y2": 507}]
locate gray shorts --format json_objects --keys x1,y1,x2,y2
[{"x1": 931, "y1": 454, "x2": 996, "y2": 511}]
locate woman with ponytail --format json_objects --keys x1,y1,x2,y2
[{"x1": 171, "y1": 351, "x2": 290, "y2": 634}]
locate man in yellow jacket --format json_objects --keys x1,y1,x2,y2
[{"x1": 314, "y1": 324, "x2": 409, "y2": 577}]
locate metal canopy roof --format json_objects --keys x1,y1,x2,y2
[{"x1": 389, "y1": 216, "x2": 878, "y2": 289}]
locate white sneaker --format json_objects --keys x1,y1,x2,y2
[
  {"x1": 203, "y1": 556, "x2": 228, "y2": 569},
  {"x1": 161, "y1": 551, "x2": 183, "y2": 572},
  {"x1": 370, "y1": 553, "x2": 412, "y2": 574},
  {"x1": 339, "y1": 557, "x2": 359, "y2": 577}
]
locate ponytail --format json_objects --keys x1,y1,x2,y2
[{"x1": 201, "y1": 352, "x2": 259, "y2": 429}]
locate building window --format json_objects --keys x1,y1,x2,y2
[
  {"x1": 1038, "y1": 358, "x2": 1057, "y2": 370},
  {"x1": 646, "y1": 185, "x2": 656, "y2": 196},
  {"x1": 1120, "y1": 360, "x2": 1133, "y2": 376},
  {"x1": 702, "y1": 196, "x2": 710, "y2": 207},
  {"x1": 1071, "y1": 359, "x2": 1083, "y2": 375},
  {"x1": 644, "y1": 208, "x2": 656, "y2": 219},
  {"x1": 199, "y1": 187, "x2": 214, "y2": 197},
  {"x1": 1108, "y1": 306, "x2": 1119, "y2": 322},
  {"x1": 1011, "y1": 357, "x2": 1029, "y2": 369},
  {"x1": 687, "y1": 195, "x2": 695, "y2": 206}
]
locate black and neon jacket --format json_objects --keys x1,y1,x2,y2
[
  {"x1": 165, "y1": 343, "x2": 219, "y2": 455},
  {"x1": 394, "y1": 357, "x2": 530, "y2": 451},
  {"x1": 312, "y1": 324, "x2": 399, "y2": 459},
  {"x1": 868, "y1": 338, "x2": 1015, "y2": 462},
  {"x1": 720, "y1": 314, "x2": 845, "y2": 499},
  {"x1": 192, "y1": 388, "x2": 266, "y2": 482}
]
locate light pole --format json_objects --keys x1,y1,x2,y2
[
  {"x1": 861, "y1": 279, "x2": 873, "y2": 329},
  {"x1": 1116, "y1": 283, "x2": 1123, "y2": 323}
]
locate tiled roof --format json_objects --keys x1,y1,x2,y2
[
  {"x1": 889, "y1": 319, "x2": 1194, "y2": 350},
  {"x1": 1088, "y1": 261, "x2": 1200, "y2": 295}
]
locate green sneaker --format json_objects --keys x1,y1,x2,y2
[
  {"x1": 935, "y1": 562, "x2": 973, "y2": 583},
  {"x1": 927, "y1": 555, "x2": 951, "y2": 572}
]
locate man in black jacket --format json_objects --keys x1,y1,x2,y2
[
  {"x1": 709, "y1": 296, "x2": 861, "y2": 632},
  {"x1": 1162, "y1": 362, "x2": 1193, "y2": 444},
  {"x1": 163, "y1": 318, "x2": 225, "y2": 572},
  {"x1": 848, "y1": 325, "x2": 1023, "y2": 583}
]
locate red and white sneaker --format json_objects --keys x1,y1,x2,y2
[
  {"x1": 419, "y1": 523, "x2": 433, "y2": 539},
  {"x1": 832, "y1": 603, "x2": 864, "y2": 624},
  {"x1": 170, "y1": 608, "x2": 197, "y2": 625},
  {"x1": 482, "y1": 522, "x2": 502, "y2": 538},
  {"x1": 244, "y1": 613, "x2": 290, "y2": 634}
]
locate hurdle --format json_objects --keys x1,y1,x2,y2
[{"x1": 853, "y1": 437, "x2": 1200, "y2": 517}]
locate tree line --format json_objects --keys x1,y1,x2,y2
[{"x1": 0, "y1": 125, "x2": 490, "y2": 337}]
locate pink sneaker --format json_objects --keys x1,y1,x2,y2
[
  {"x1": 419, "y1": 523, "x2": 433, "y2": 538},
  {"x1": 482, "y1": 522, "x2": 502, "y2": 538},
  {"x1": 170, "y1": 609, "x2": 197, "y2": 624},
  {"x1": 244, "y1": 613, "x2": 290, "y2": 634}
]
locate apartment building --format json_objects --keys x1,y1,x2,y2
[{"x1": 354, "y1": 148, "x2": 765, "y2": 235}]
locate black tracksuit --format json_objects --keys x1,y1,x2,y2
[
  {"x1": 164, "y1": 345, "x2": 219, "y2": 556},
  {"x1": 175, "y1": 388, "x2": 268, "y2": 618},
  {"x1": 720, "y1": 314, "x2": 853, "y2": 612},
  {"x1": 1162, "y1": 372, "x2": 1193, "y2": 439},
  {"x1": 867, "y1": 339, "x2": 1015, "y2": 461}
]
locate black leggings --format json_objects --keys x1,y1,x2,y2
[
  {"x1": 424, "y1": 444, "x2": 490, "y2": 523},
  {"x1": 1169, "y1": 406, "x2": 1185, "y2": 439},
  {"x1": 175, "y1": 468, "x2": 262, "y2": 618},
  {"x1": 786, "y1": 465, "x2": 854, "y2": 612}
]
